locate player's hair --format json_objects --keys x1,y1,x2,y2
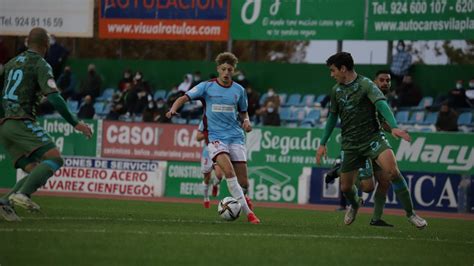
[
  {"x1": 27, "y1": 27, "x2": 49, "y2": 48},
  {"x1": 215, "y1": 52, "x2": 238, "y2": 67},
  {"x1": 326, "y1": 52, "x2": 354, "y2": 71},
  {"x1": 375, "y1": 70, "x2": 391, "y2": 77}
]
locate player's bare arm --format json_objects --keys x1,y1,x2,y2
[
  {"x1": 239, "y1": 112, "x2": 252, "y2": 132},
  {"x1": 166, "y1": 95, "x2": 189, "y2": 118}
]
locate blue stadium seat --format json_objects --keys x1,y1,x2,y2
[
  {"x1": 279, "y1": 107, "x2": 292, "y2": 122},
  {"x1": 67, "y1": 100, "x2": 79, "y2": 113},
  {"x1": 301, "y1": 109, "x2": 321, "y2": 126},
  {"x1": 415, "y1": 96, "x2": 433, "y2": 110},
  {"x1": 284, "y1": 93, "x2": 301, "y2": 107},
  {"x1": 458, "y1": 112, "x2": 473, "y2": 126},
  {"x1": 407, "y1": 111, "x2": 425, "y2": 125},
  {"x1": 299, "y1": 94, "x2": 316, "y2": 107},
  {"x1": 420, "y1": 112, "x2": 438, "y2": 125},
  {"x1": 291, "y1": 107, "x2": 306, "y2": 122},
  {"x1": 96, "y1": 88, "x2": 116, "y2": 101},
  {"x1": 153, "y1": 89, "x2": 167, "y2": 100},
  {"x1": 171, "y1": 117, "x2": 187, "y2": 124},
  {"x1": 188, "y1": 119, "x2": 200, "y2": 125},
  {"x1": 93, "y1": 102, "x2": 105, "y2": 114},
  {"x1": 315, "y1": 94, "x2": 327, "y2": 104},
  {"x1": 259, "y1": 93, "x2": 268, "y2": 106},
  {"x1": 279, "y1": 93, "x2": 287, "y2": 106},
  {"x1": 395, "y1": 111, "x2": 409, "y2": 124}
]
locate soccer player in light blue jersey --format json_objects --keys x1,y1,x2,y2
[
  {"x1": 167, "y1": 52, "x2": 260, "y2": 224},
  {"x1": 196, "y1": 120, "x2": 223, "y2": 209}
]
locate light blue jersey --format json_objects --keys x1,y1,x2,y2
[{"x1": 186, "y1": 79, "x2": 247, "y2": 145}]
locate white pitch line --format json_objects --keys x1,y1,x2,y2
[
  {"x1": 0, "y1": 227, "x2": 472, "y2": 245},
  {"x1": 23, "y1": 216, "x2": 229, "y2": 224}
]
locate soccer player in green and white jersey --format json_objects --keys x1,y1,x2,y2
[
  {"x1": 0, "y1": 28, "x2": 92, "y2": 220},
  {"x1": 316, "y1": 52, "x2": 427, "y2": 229},
  {"x1": 325, "y1": 70, "x2": 398, "y2": 227}
]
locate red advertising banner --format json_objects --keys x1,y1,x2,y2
[
  {"x1": 99, "y1": 0, "x2": 230, "y2": 41},
  {"x1": 101, "y1": 121, "x2": 203, "y2": 162}
]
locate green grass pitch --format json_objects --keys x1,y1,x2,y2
[{"x1": 0, "y1": 196, "x2": 472, "y2": 266}]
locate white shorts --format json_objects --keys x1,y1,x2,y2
[
  {"x1": 207, "y1": 141, "x2": 247, "y2": 163},
  {"x1": 201, "y1": 147, "x2": 213, "y2": 174}
]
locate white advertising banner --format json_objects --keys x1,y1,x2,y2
[
  {"x1": 17, "y1": 156, "x2": 167, "y2": 198},
  {"x1": 0, "y1": 0, "x2": 94, "y2": 37}
]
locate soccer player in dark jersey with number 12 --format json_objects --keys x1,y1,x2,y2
[
  {"x1": 316, "y1": 52, "x2": 427, "y2": 229},
  {"x1": 0, "y1": 27, "x2": 92, "y2": 221}
]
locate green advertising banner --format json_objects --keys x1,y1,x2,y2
[
  {"x1": 0, "y1": 118, "x2": 99, "y2": 189},
  {"x1": 37, "y1": 118, "x2": 99, "y2": 157},
  {"x1": 246, "y1": 127, "x2": 474, "y2": 175},
  {"x1": 367, "y1": 0, "x2": 474, "y2": 40},
  {"x1": 231, "y1": 0, "x2": 365, "y2": 40},
  {"x1": 164, "y1": 161, "x2": 306, "y2": 204},
  {"x1": 165, "y1": 161, "x2": 206, "y2": 199}
]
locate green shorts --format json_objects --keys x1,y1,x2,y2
[
  {"x1": 341, "y1": 134, "x2": 391, "y2": 173},
  {"x1": 0, "y1": 119, "x2": 56, "y2": 169},
  {"x1": 358, "y1": 158, "x2": 382, "y2": 180}
]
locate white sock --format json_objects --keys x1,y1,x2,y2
[
  {"x1": 226, "y1": 177, "x2": 251, "y2": 215},
  {"x1": 202, "y1": 182, "x2": 210, "y2": 201}
]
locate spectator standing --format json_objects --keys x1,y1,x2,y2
[
  {"x1": 191, "y1": 71, "x2": 203, "y2": 88},
  {"x1": 390, "y1": 41, "x2": 412, "y2": 87},
  {"x1": 57, "y1": 66, "x2": 77, "y2": 100},
  {"x1": 448, "y1": 80, "x2": 469, "y2": 108},
  {"x1": 436, "y1": 103, "x2": 459, "y2": 132},
  {"x1": 45, "y1": 35, "x2": 69, "y2": 78},
  {"x1": 260, "y1": 101, "x2": 281, "y2": 126},
  {"x1": 178, "y1": 74, "x2": 193, "y2": 93},
  {"x1": 118, "y1": 69, "x2": 133, "y2": 91},
  {"x1": 466, "y1": 78, "x2": 474, "y2": 107},
  {"x1": 80, "y1": 64, "x2": 102, "y2": 100},
  {"x1": 246, "y1": 85, "x2": 260, "y2": 121},
  {"x1": 395, "y1": 74, "x2": 422, "y2": 107},
  {"x1": 77, "y1": 95, "x2": 95, "y2": 119}
]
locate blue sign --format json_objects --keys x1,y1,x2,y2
[
  {"x1": 101, "y1": 0, "x2": 229, "y2": 20},
  {"x1": 310, "y1": 168, "x2": 467, "y2": 213}
]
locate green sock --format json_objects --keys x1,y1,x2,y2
[
  {"x1": 372, "y1": 192, "x2": 386, "y2": 221},
  {"x1": 355, "y1": 176, "x2": 361, "y2": 189},
  {"x1": 2, "y1": 177, "x2": 29, "y2": 199},
  {"x1": 343, "y1": 185, "x2": 360, "y2": 209},
  {"x1": 392, "y1": 174, "x2": 414, "y2": 217},
  {"x1": 18, "y1": 159, "x2": 61, "y2": 196}
]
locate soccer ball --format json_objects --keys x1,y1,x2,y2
[{"x1": 218, "y1": 197, "x2": 241, "y2": 221}]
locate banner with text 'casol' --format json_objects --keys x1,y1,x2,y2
[
  {"x1": 231, "y1": 0, "x2": 365, "y2": 40},
  {"x1": 367, "y1": 0, "x2": 474, "y2": 40},
  {"x1": 99, "y1": 0, "x2": 230, "y2": 41}
]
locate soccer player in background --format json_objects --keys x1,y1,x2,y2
[
  {"x1": 316, "y1": 52, "x2": 427, "y2": 229},
  {"x1": 325, "y1": 70, "x2": 398, "y2": 227},
  {"x1": 0, "y1": 27, "x2": 92, "y2": 220},
  {"x1": 166, "y1": 52, "x2": 260, "y2": 224},
  {"x1": 196, "y1": 120, "x2": 223, "y2": 208}
]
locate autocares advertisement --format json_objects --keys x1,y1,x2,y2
[{"x1": 98, "y1": 0, "x2": 230, "y2": 40}]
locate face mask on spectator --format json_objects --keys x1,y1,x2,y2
[
  {"x1": 237, "y1": 74, "x2": 245, "y2": 81},
  {"x1": 157, "y1": 102, "x2": 164, "y2": 108},
  {"x1": 267, "y1": 91, "x2": 274, "y2": 97},
  {"x1": 124, "y1": 73, "x2": 131, "y2": 79},
  {"x1": 135, "y1": 74, "x2": 142, "y2": 80},
  {"x1": 267, "y1": 107, "x2": 274, "y2": 113},
  {"x1": 148, "y1": 102, "x2": 154, "y2": 109},
  {"x1": 469, "y1": 82, "x2": 474, "y2": 89},
  {"x1": 194, "y1": 76, "x2": 200, "y2": 81},
  {"x1": 456, "y1": 83, "x2": 463, "y2": 89}
]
